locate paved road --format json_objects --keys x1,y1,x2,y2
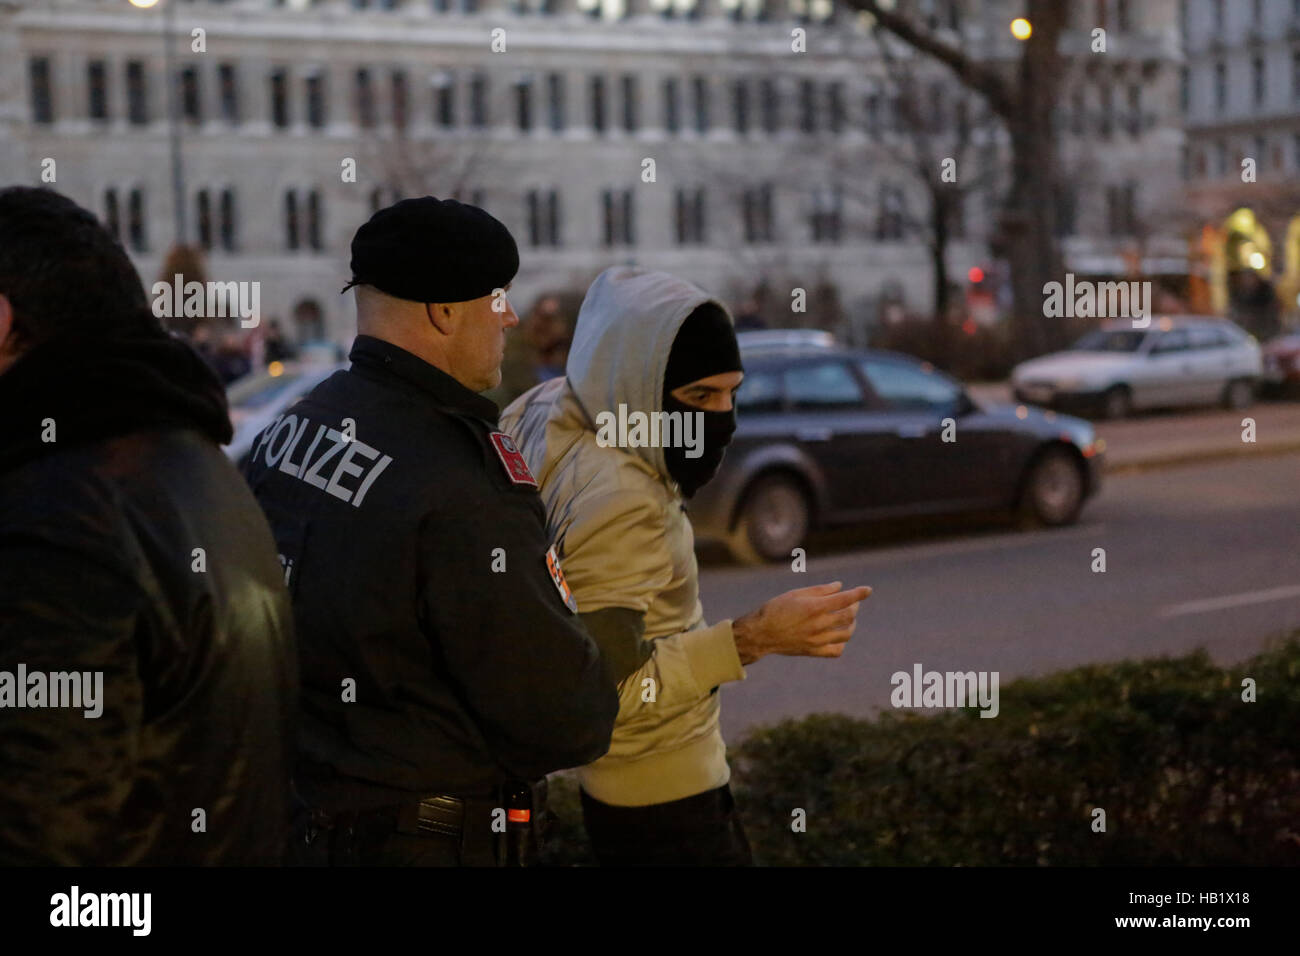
[{"x1": 703, "y1": 451, "x2": 1300, "y2": 742}]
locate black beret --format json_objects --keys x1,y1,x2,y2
[{"x1": 342, "y1": 196, "x2": 519, "y2": 304}]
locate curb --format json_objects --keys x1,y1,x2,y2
[{"x1": 1105, "y1": 440, "x2": 1300, "y2": 475}]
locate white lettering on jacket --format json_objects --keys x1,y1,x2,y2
[{"x1": 254, "y1": 414, "x2": 393, "y2": 508}]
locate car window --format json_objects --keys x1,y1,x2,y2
[
  {"x1": 1071, "y1": 329, "x2": 1147, "y2": 353},
  {"x1": 1187, "y1": 327, "x2": 1224, "y2": 350},
  {"x1": 858, "y1": 358, "x2": 961, "y2": 411},
  {"x1": 783, "y1": 361, "x2": 863, "y2": 410},
  {"x1": 1150, "y1": 329, "x2": 1191, "y2": 354},
  {"x1": 734, "y1": 368, "x2": 783, "y2": 413}
]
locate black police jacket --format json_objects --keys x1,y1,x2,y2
[
  {"x1": 243, "y1": 335, "x2": 617, "y2": 810},
  {"x1": 0, "y1": 429, "x2": 297, "y2": 865}
]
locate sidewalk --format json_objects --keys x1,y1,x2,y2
[{"x1": 966, "y1": 384, "x2": 1300, "y2": 473}]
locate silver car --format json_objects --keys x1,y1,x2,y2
[{"x1": 1011, "y1": 317, "x2": 1261, "y2": 419}]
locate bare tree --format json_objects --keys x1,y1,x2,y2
[{"x1": 840, "y1": 0, "x2": 1073, "y2": 356}]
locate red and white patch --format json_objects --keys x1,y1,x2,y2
[
  {"x1": 489, "y1": 431, "x2": 538, "y2": 488},
  {"x1": 546, "y1": 544, "x2": 578, "y2": 614}
]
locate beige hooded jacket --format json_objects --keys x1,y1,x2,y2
[{"x1": 499, "y1": 266, "x2": 747, "y2": 807}]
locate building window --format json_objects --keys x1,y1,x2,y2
[
  {"x1": 1071, "y1": 87, "x2": 1086, "y2": 135},
  {"x1": 621, "y1": 74, "x2": 638, "y2": 133},
  {"x1": 434, "y1": 74, "x2": 455, "y2": 127},
  {"x1": 469, "y1": 73, "x2": 488, "y2": 127},
  {"x1": 306, "y1": 73, "x2": 326, "y2": 128},
  {"x1": 1179, "y1": 67, "x2": 1188, "y2": 114},
  {"x1": 1106, "y1": 182, "x2": 1137, "y2": 236},
  {"x1": 742, "y1": 183, "x2": 774, "y2": 243},
  {"x1": 392, "y1": 70, "x2": 409, "y2": 130},
  {"x1": 828, "y1": 82, "x2": 845, "y2": 134},
  {"x1": 601, "y1": 188, "x2": 634, "y2": 246},
  {"x1": 692, "y1": 75, "x2": 709, "y2": 133},
  {"x1": 674, "y1": 187, "x2": 706, "y2": 245},
  {"x1": 218, "y1": 63, "x2": 239, "y2": 124},
  {"x1": 547, "y1": 73, "x2": 564, "y2": 132},
  {"x1": 526, "y1": 188, "x2": 561, "y2": 246},
  {"x1": 732, "y1": 79, "x2": 749, "y2": 134},
  {"x1": 220, "y1": 188, "x2": 237, "y2": 252},
  {"x1": 1293, "y1": 51, "x2": 1300, "y2": 102},
  {"x1": 865, "y1": 91, "x2": 881, "y2": 135},
  {"x1": 810, "y1": 186, "x2": 842, "y2": 243},
  {"x1": 126, "y1": 60, "x2": 148, "y2": 125},
  {"x1": 1212, "y1": 0, "x2": 1224, "y2": 32},
  {"x1": 1098, "y1": 83, "x2": 1113, "y2": 137},
  {"x1": 1215, "y1": 61, "x2": 1227, "y2": 113},
  {"x1": 356, "y1": 69, "x2": 376, "y2": 128},
  {"x1": 799, "y1": 78, "x2": 816, "y2": 133},
  {"x1": 1253, "y1": 56, "x2": 1266, "y2": 106},
  {"x1": 760, "y1": 77, "x2": 778, "y2": 134},
  {"x1": 1055, "y1": 184, "x2": 1077, "y2": 236},
  {"x1": 271, "y1": 69, "x2": 290, "y2": 128},
  {"x1": 285, "y1": 191, "x2": 300, "y2": 250},
  {"x1": 516, "y1": 77, "x2": 533, "y2": 132},
  {"x1": 590, "y1": 76, "x2": 606, "y2": 134},
  {"x1": 87, "y1": 61, "x2": 108, "y2": 121},
  {"x1": 876, "y1": 185, "x2": 905, "y2": 240},
  {"x1": 128, "y1": 188, "x2": 147, "y2": 252},
  {"x1": 181, "y1": 67, "x2": 201, "y2": 123},
  {"x1": 306, "y1": 190, "x2": 323, "y2": 251},
  {"x1": 103, "y1": 188, "x2": 121, "y2": 242},
  {"x1": 29, "y1": 57, "x2": 53, "y2": 124},
  {"x1": 1126, "y1": 84, "x2": 1141, "y2": 135},
  {"x1": 664, "y1": 77, "x2": 680, "y2": 134},
  {"x1": 196, "y1": 189, "x2": 213, "y2": 250},
  {"x1": 1115, "y1": 0, "x2": 1131, "y2": 31}
]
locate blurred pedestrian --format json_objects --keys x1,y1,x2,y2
[
  {"x1": 0, "y1": 187, "x2": 296, "y2": 865},
  {"x1": 501, "y1": 265, "x2": 871, "y2": 865}
]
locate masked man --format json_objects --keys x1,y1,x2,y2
[{"x1": 501, "y1": 266, "x2": 870, "y2": 865}]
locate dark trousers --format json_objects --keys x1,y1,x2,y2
[{"x1": 580, "y1": 784, "x2": 754, "y2": 866}]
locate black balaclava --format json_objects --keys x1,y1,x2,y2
[{"x1": 662, "y1": 303, "x2": 744, "y2": 498}]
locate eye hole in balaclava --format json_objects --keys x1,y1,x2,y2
[{"x1": 661, "y1": 303, "x2": 744, "y2": 498}]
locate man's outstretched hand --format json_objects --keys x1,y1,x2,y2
[{"x1": 733, "y1": 581, "x2": 872, "y2": 666}]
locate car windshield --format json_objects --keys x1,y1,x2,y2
[
  {"x1": 1070, "y1": 329, "x2": 1147, "y2": 353},
  {"x1": 229, "y1": 372, "x2": 311, "y2": 411}
]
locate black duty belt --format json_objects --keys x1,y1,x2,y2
[{"x1": 308, "y1": 795, "x2": 466, "y2": 839}]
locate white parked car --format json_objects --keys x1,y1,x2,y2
[
  {"x1": 1011, "y1": 317, "x2": 1261, "y2": 419},
  {"x1": 225, "y1": 359, "x2": 348, "y2": 465}
]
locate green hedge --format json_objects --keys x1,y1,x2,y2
[{"x1": 541, "y1": 637, "x2": 1300, "y2": 866}]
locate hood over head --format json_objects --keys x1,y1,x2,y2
[{"x1": 565, "y1": 265, "x2": 736, "y2": 481}]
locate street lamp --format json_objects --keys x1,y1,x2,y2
[
  {"x1": 1010, "y1": 17, "x2": 1032, "y2": 40},
  {"x1": 128, "y1": 0, "x2": 186, "y2": 248}
]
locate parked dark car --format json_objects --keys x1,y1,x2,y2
[{"x1": 689, "y1": 341, "x2": 1104, "y2": 563}]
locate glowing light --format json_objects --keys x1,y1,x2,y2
[
  {"x1": 128, "y1": 0, "x2": 161, "y2": 8},
  {"x1": 1015, "y1": 405, "x2": 1029, "y2": 419},
  {"x1": 268, "y1": 361, "x2": 285, "y2": 378},
  {"x1": 1248, "y1": 251, "x2": 1265, "y2": 270},
  {"x1": 968, "y1": 266, "x2": 985, "y2": 284},
  {"x1": 1010, "y1": 18, "x2": 1032, "y2": 40},
  {"x1": 962, "y1": 319, "x2": 977, "y2": 335}
]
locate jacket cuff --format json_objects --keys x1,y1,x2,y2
[{"x1": 683, "y1": 619, "x2": 746, "y2": 692}]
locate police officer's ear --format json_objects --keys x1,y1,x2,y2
[
  {"x1": 425, "y1": 301, "x2": 457, "y2": 337},
  {"x1": 0, "y1": 294, "x2": 24, "y2": 377}
]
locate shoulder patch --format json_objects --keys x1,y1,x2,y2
[
  {"x1": 546, "y1": 544, "x2": 578, "y2": 613},
  {"x1": 488, "y1": 431, "x2": 538, "y2": 488}
]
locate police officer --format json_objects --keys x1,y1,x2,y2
[{"x1": 243, "y1": 197, "x2": 618, "y2": 866}]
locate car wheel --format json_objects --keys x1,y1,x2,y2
[
  {"x1": 1101, "y1": 385, "x2": 1132, "y2": 420},
  {"x1": 728, "y1": 474, "x2": 810, "y2": 565},
  {"x1": 1222, "y1": 378, "x2": 1255, "y2": 410},
  {"x1": 1018, "y1": 447, "x2": 1085, "y2": 527}
]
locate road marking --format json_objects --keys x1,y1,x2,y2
[{"x1": 1157, "y1": 584, "x2": 1300, "y2": 618}]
